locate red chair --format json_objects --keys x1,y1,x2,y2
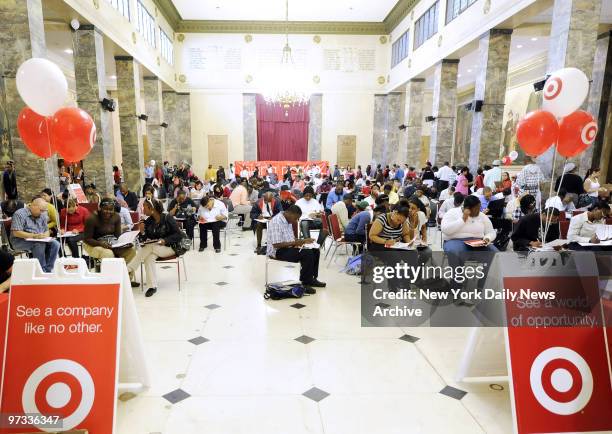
[
  {"x1": 325, "y1": 213, "x2": 362, "y2": 267},
  {"x1": 559, "y1": 221, "x2": 570, "y2": 239}
]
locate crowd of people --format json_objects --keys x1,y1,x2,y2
[{"x1": 0, "y1": 156, "x2": 609, "y2": 297}]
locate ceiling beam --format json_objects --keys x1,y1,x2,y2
[
  {"x1": 177, "y1": 20, "x2": 388, "y2": 35},
  {"x1": 152, "y1": 0, "x2": 420, "y2": 35}
]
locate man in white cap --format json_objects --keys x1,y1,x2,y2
[{"x1": 484, "y1": 159, "x2": 502, "y2": 190}]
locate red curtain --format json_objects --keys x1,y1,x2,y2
[{"x1": 256, "y1": 94, "x2": 309, "y2": 161}]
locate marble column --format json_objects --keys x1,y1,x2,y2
[
  {"x1": 539, "y1": 0, "x2": 602, "y2": 176},
  {"x1": 372, "y1": 95, "x2": 387, "y2": 165},
  {"x1": 162, "y1": 91, "x2": 178, "y2": 163},
  {"x1": 468, "y1": 29, "x2": 513, "y2": 172},
  {"x1": 175, "y1": 93, "x2": 192, "y2": 164},
  {"x1": 581, "y1": 31, "x2": 612, "y2": 178},
  {"x1": 429, "y1": 59, "x2": 459, "y2": 166},
  {"x1": 242, "y1": 93, "x2": 257, "y2": 161},
  {"x1": 404, "y1": 78, "x2": 425, "y2": 165},
  {"x1": 115, "y1": 56, "x2": 144, "y2": 193},
  {"x1": 308, "y1": 94, "x2": 322, "y2": 161},
  {"x1": 0, "y1": 0, "x2": 59, "y2": 199},
  {"x1": 372, "y1": 93, "x2": 402, "y2": 166},
  {"x1": 72, "y1": 25, "x2": 113, "y2": 195},
  {"x1": 143, "y1": 77, "x2": 165, "y2": 166}
]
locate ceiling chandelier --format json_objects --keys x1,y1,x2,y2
[{"x1": 262, "y1": 0, "x2": 310, "y2": 113}]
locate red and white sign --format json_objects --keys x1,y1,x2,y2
[
  {"x1": 504, "y1": 275, "x2": 612, "y2": 433},
  {"x1": 234, "y1": 160, "x2": 329, "y2": 178},
  {"x1": 0, "y1": 279, "x2": 121, "y2": 433},
  {"x1": 68, "y1": 183, "x2": 88, "y2": 204}
]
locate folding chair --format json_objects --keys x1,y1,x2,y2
[
  {"x1": 140, "y1": 254, "x2": 187, "y2": 291},
  {"x1": 325, "y1": 213, "x2": 362, "y2": 267},
  {"x1": 559, "y1": 220, "x2": 570, "y2": 239}
]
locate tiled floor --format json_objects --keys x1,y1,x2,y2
[{"x1": 116, "y1": 230, "x2": 513, "y2": 434}]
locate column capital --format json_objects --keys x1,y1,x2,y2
[
  {"x1": 409, "y1": 78, "x2": 426, "y2": 83},
  {"x1": 176, "y1": 92, "x2": 191, "y2": 96},
  {"x1": 77, "y1": 24, "x2": 100, "y2": 33},
  {"x1": 440, "y1": 58, "x2": 460, "y2": 65},
  {"x1": 598, "y1": 30, "x2": 612, "y2": 40},
  {"x1": 143, "y1": 76, "x2": 160, "y2": 81},
  {"x1": 114, "y1": 55, "x2": 134, "y2": 61}
]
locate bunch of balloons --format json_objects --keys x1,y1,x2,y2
[
  {"x1": 15, "y1": 58, "x2": 96, "y2": 162},
  {"x1": 515, "y1": 67, "x2": 597, "y2": 159}
]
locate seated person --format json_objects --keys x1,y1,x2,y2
[
  {"x1": 441, "y1": 195, "x2": 498, "y2": 255},
  {"x1": 438, "y1": 192, "x2": 464, "y2": 219},
  {"x1": 10, "y1": 197, "x2": 60, "y2": 273},
  {"x1": 116, "y1": 183, "x2": 138, "y2": 211},
  {"x1": 439, "y1": 185, "x2": 455, "y2": 202},
  {"x1": 229, "y1": 179, "x2": 252, "y2": 230},
  {"x1": 476, "y1": 187, "x2": 494, "y2": 213},
  {"x1": 511, "y1": 194, "x2": 537, "y2": 223},
  {"x1": 168, "y1": 190, "x2": 197, "y2": 240},
  {"x1": 325, "y1": 182, "x2": 345, "y2": 211},
  {"x1": 413, "y1": 187, "x2": 431, "y2": 217},
  {"x1": 267, "y1": 205, "x2": 325, "y2": 290},
  {"x1": 331, "y1": 193, "x2": 355, "y2": 232},
  {"x1": 197, "y1": 195, "x2": 228, "y2": 252},
  {"x1": 407, "y1": 198, "x2": 429, "y2": 245},
  {"x1": 344, "y1": 201, "x2": 371, "y2": 252},
  {"x1": 511, "y1": 207, "x2": 561, "y2": 251},
  {"x1": 567, "y1": 200, "x2": 610, "y2": 246},
  {"x1": 249, "y1": 192, "x2": 281, "y2": 254},
  {"x1": 545, "y1": 188, "x2": 575, "y2": 213},
  {"x1": 1, "y1": 197, "x2": 24, "y2": 217},
  {"x1": 279, "y1": 184, "x2": 298, "y2": 210},
  {"x1": 0, "y1": 250, "x2": 14, "y2": 292},
  {"x1": 59, "y1": 198, "x2": 90, "y2": 258},
  {"x1": 368, "y1": 205, "x2": 412, "y2": 251},
  {"x1": 40, "y1": 189, "x2": 60, "y2": 236},
  {"x1": 85, "y1": 183, "x2": 101, "y2": 205},
  {"x1": 383, "y1": 184, "x2": 399, "y2": 205},
  {"x1": 117, "y1": 199, "x2": 134, "y2": 232},
  {"x1": 127, "y1": 199, "x2": 184, "y2": 297},
  {"x1": 83, "y1": 197, "x2": 137, "y2": 281},
  {"x1": 296, "y1": 186, "x2": 325, "y2": 239},
  {"x1": 363, "y1": 184, "x2": 379, "y2": 208},
  {"x1": 136, "y1": 184, "x2": 156, "y2": 218},
  {"x1": 190, "y1": 180, "x2": 206, "y2": 202}
]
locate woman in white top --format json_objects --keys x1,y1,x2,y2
[
  {"x1": 583, "y1": 167, "x2": 605, "y2": 198},
  {"x1": 441, "y1": 195, "x2": 497, "y2": 249},
  {"x1": 438, "y1": 192, "x2": 464, "y2": 219},
  {"x1": 567, "y1": 201, "x2": 610, "y2": 245},
  {"x1": 197, "y1": 196, "x2": 228, "y2": 252},
  {"x1": 190, "y1": 180, "x2": 206, "y2": 201},
  {"x1": 295, "y1": 186, "x2": 325, "y2": 239}
]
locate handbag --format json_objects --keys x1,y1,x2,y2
[{"x1": 264, "y1": 283, "x2": 305, "y2": 300}]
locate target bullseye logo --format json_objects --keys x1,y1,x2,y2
[
  {"x1": 544, "y1": 77, "x2": 563, "y2": 100},
  {"x1": 529, "y1": 347, "x2": 593, "y2": 415},
  {"x1": 580, "y1": 121, "x2": 598, "y2": 145},
  {"x1": 22, "y1": 359, "x2": 95, "y2": 431}
]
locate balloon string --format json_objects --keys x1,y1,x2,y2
[
  {"x1": 43, "y1": 118, "x2": 60, "y2": 229},
  {"x1": 539, "y1": 147, "x2": 557, "y2": 245}
]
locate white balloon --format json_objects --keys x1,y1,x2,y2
[
  {"x1": 16, "y1": 58, "x2": 68, "y2": 117},
  {"x1": 509, "y1": 151, "x2": 518, "y2": 161},
  {"x1": 541, "y1": 67, "x2": 589, "y2": 118},
  {"x1": 70, "y1": 19, "x2": 80, "y2": 30}
]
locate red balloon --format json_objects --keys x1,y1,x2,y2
[
  {"x1": 50, "y1": 107, "x2": 96, "y2": 162},
  {"x1": 16, "y1": 107, "x2": 55, "y2": 158},
  {"x1": 516, "y1": 110, "x2": 559, "y2": 157},
  {"x1": 557, "y1": 110, "x2": 598, "y2": 158},
  {"x1": 502, "y1": 156, "x2": 512, "y2": 165}
]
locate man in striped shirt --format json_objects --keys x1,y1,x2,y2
[{"x1": 266, "y1": 205, "x2": 325, "y2": 290}]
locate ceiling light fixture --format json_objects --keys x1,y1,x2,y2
[
  {"x1": 531, "y1": 37, "x2": 538, "y2": 41},
  {"x1": 467, "y1": 69, "x2": 472, "y2": 73},
  {"x1": 64, "y1": 49, "x2": 73, "y2": 54},
  {"x1": 516, "y1": 44, "x2": 523, "y2": 48},
  {"x1": 262, "y1": 0, "x2": 310, "y2": 115},
  {"x1": 110, "y1": 75, "x2": 117, "y2": 80}
]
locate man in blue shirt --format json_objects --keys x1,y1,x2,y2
[
  {"x1": 325, "y1": 182, "x2": 345, "y2": 211},
  {"x1": 394, "y1": 165, "x2": 404, "y2": 183},
  {"x1": 344, "y1": 201, "x2": 371, "y2": 252}
]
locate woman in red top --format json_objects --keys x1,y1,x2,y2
[
  {"x1": 59, "y1": 198, "x2": 90, "y2": 258},
  {"x1": 474, "y1": 168, "x2": 485, "y2": 190},
  {"x1": 497, "y1": 171, "x2": 512, "y2": 192}
]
